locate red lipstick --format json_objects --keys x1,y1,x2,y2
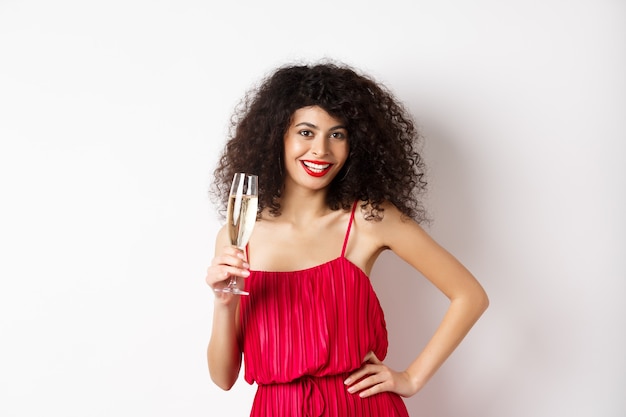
[{"x1": 301, "y1": 160, "x2": 333, "y2": 177}]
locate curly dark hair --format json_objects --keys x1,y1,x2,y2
[{"x1": 211, "y1": 60, "x2": 429, "y2": 223}]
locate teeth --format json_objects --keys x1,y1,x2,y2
[{"x1": 303, "y1": 161, "x2": 330, "y2": 173}]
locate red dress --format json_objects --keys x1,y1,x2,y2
[{"x1": 240, "y1": 202, "x2": 410, "y2": 416}]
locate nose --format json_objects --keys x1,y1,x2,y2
[{"x1": 310, "y1": 137, "x2": 328, "y2": 157}]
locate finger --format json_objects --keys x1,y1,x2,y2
[
  {"x1": 212, "y1": 252, "x2": 249, "y2": 268},
  {"x1": 206, "y1": 265, "x2": 250, "y2": 288},
  {"x1": 222, "y1": 245, "x2": 247, "y2": 260},
  {"x1": 211, "y1": 245, "x2": 245, "y2": 263},
  {"x1": 344, "y1": 363, "x2": 379, "y2": 386},
  {"x1": 346, "y1": 372, "x2": 387, "y2": 396},
  {"x1": 355, "y1": 380, "x2": 387, "y2": 398},
  {"x1": 344, "y1": 352, "x2": 381, "y2": 383}
]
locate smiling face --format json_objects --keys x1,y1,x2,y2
[{"x1": 282, "y1": 106, "x2": 349, "y2": 193}]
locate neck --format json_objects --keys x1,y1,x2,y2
[{"x1": 277, "y1": 186, "x2": 331, "y2": 225}]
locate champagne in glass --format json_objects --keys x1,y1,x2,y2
[{"x1": 217, "y1": 173, "x2": 258, "y2": 295}]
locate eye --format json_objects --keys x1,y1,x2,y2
[
  {"x1": 298, "y1": 130, "x2": 313, "y2": 137},
  {"x1": 330, "y1": 131, "x2": 347, "y2": 140}
]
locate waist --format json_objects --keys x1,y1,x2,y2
[
  {"x1": 254, "y1": 374, "x2": 347, "y2": 417},
  {"x1": 252, "y1": 373, "x2": 409, "y2": 417},
  {"x1": 257, "y1": 372, "x2": 349, "y2": 387}
]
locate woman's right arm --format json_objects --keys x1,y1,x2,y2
[{"x1": 206, "y1": 226, "x2": 250, "y2": 390}]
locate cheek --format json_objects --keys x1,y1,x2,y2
[
  {"x1": 284, "y1": 137, "x2": 306, "y2": 156},
  {"x1": 335, "y1": 142, "x2": 350, "y2": 162}
]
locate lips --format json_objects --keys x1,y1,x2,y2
[{"x1": 301, "y1": 160, "x2": 333, "y2": 177}]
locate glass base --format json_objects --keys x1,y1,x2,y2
[{"x1": 214, "y1": 286, "x2": 249, "y2": 296}]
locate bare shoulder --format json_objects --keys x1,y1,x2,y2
[
  {"x1": 354, "y1": 201, "x2": 425, "y2": 242},
  {"x1": 359, "y1": 202, "x2": 443, "y2": 270},
  {"x1": 213, "y1": 224, "x2": 231, "y2": 252},
  {"x1": 216, "y1": 223, "x2": 229, "y2": 239},
  {"x1": 344, "y1": 201, "x2": 423, "y2": 273}
]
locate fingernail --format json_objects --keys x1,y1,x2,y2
[
  {"x1": 344, "y1": 378, "x2": 351, "y2": 385},
  {"x1": 237, "y1": 253, "x2": 245, "y2": 259},
  {"x1": 242, "y1": 270, "x2": 250, "y2": 276},
  {"x1": 243, "y1": 262, "x2": 250, "y2": 269}
]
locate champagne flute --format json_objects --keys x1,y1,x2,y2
[{"x1": 216, "y1": 173, "x2": 258, "y2": 295}]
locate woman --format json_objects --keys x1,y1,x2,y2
[{"x1": 206, "y1": 61, "x2": 489, "y2": 416}]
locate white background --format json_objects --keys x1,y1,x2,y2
[{"x1": 1, "y1": 1, "x2": 624, "y2": 416}]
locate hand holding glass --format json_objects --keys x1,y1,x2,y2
[{"x1": 215, "y1": 173, "x2": 258, "y2": 295}]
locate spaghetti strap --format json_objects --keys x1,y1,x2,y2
[{"x1": 341, "y1": 201, "x2": 359, "y2": 258}]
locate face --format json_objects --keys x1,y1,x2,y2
[{"x1": 282, "y1": 106, "x2": 349, "y2": 192}]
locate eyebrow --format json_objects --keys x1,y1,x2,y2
[{"x1": 295, "y1": 122, "x2": 347, "y2": 131}]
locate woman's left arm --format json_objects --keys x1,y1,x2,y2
[{"x1": 345, "y1": 203, "x2": 489, "y2": 398}]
